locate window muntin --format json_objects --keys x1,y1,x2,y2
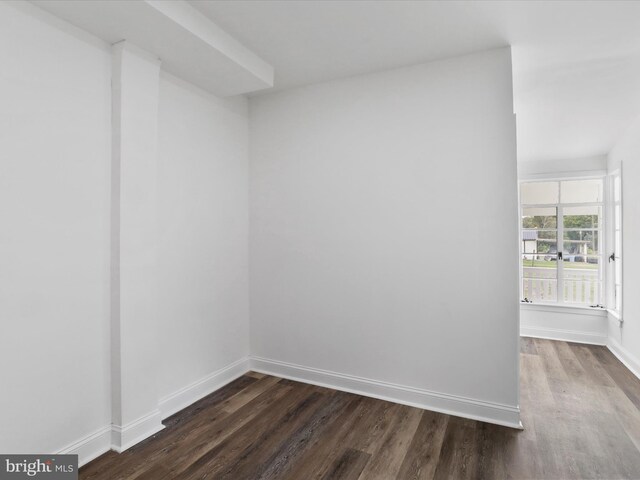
[{"x1": 520, "y1": 179, "x2": 604, "y2": 307}]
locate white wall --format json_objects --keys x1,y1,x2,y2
[
  {"x1": 249, "y1": 48, "x2": 520, "y2": 425},
  {"x1": 520, "y1": 305, "x2": 607, "y2": 345},
  {"x1": 0, "y1": 2, "x2": 251, "y2": 458},
  {"x1": 607, "y1": 115, "x2": 640, "y2": 376},
  {"x1": 0, "y1": 2, "x2": 111, "y2": 453},
  {"x1": 157, "y1": 73, "x2": 250, "y2": 400}
]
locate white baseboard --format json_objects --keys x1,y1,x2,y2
[
  {"x1": 159, "y1": 356, "x2": 251, "y2": 420},
  {"x1": 57, "y1": 425, "x2": 111, "y2": 467},
  {"x1": 608, "y1": 337, "x2": 640, "y2": 381},
  {"x1": 521, "y1": 326, "x2": 607, "y2": 345},
  {"x1": 250, "y1": 356, "x2": 522, "y2": 429},
  {"x1": 111, "y1": 409, "x2": 165, "y2": 453},
  {"x1": 59, "y1": 357, "x2": 250, "y2": 467}
]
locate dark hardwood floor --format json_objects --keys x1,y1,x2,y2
[{"x1": 81, "y1": 338, "x2": 640, "y2": 479}]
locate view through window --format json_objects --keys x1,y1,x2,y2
[{"x1": 520, "y1": 179, "x2": 604, "y2": 306}]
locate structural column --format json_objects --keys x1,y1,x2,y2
[{"x1": 110, "y1": 41, "x2": 163, "y2": 451}]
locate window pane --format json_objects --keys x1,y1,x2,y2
[
  {"x1": 522, "y1": 255, "x2": 557, "y2": 277},
  {"x1": 538, "y1": 240, "x2": 557, "y2": 254},
  {"x1": 563, "y1": 206, "x2": 601, "y2": 228},
  {"x1": 522, "y1": 207, "x2": 557, "y2": 228},
  {"x1": 560, "y1": 179, "x2": 603, "y2": 203},
  {"x1": 615, "y1": 285, "x2": 622, "y2": 311},
  {"x1": 563, "y1": 255, "x2": 601, "y2": 305},
  {"x1": 522, "y1": 259, "x2": 557, "y2": 301},
  {"x1": 563, "y1": 280, "x2": 601, "y2": 305},
  {"x1": 523, "y1": 278, "x2": 557, "y2": 303},
  {"x1": 614, "y1": 175, "x2": 621, "y2": 202},
  {"x1": 563, "y1": 231, "x2": 598, "y2": 255},
  {"x1": 563, "y1": 256, "x2": 600, "y2": 277},
  {"x1": 523, "y1": 253, "x2": 558, "y2": 303},
  {"x1": 521, "y1": 230, "x2": 557, "y2": 254},
  {"x1": 615, "y1": 205, "x2": 621, "y2": 227},
  {"x1": 521, "y1": 182, "x2": 559, "y2": 205}
]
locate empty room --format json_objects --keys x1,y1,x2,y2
[{"x1": 2, "y1": 1, "x2": 640, "y2": 479}]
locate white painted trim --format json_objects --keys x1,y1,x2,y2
[
  {"x1": 519, "y1": 170, "x2": 607, "y2": 181},
  {"x1": 521, "y1": 326, "x2": 606, "y2": 345},
  {"x1": 56, "y1": 357, "x2": 251, "y2": 465},
  {"x1": 57, "y1": 425, "x2": 111, "y2": 467},
  {"x1": 159, "y1": 357, "x2": 251, "y2": 419},
  {"x1": 608, "y1": 309, "x2": 623, "y2": 322},
  {"x1": 110, "y1": 409, "x2": 165, "y2": 453},
  {"x1": 521, "y1": 303, "x2": 608, "y2": 317},
  {"x1": 607, "y1": 337, "x2": 640, "y2": 381},
  {"x1": 250, "y1": 356, "x2": 522, "y2": 430}
]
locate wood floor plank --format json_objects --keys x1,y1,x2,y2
[
  {"x1": 520, "y1": 350, "x2": 555, "y2": 409},
  {"x1": 158, "y1": 381, "x2": 295, "y2": 478},
  {"x1": 534, "y1": 337, "x2": 570, "y2": 382},
  {"x1": 255, "y1": 391, "x2": 358, "y2": 480},
  {"x1": 280, "y1": 396, "x2": 370, "y2": 480},
  {"x1": 356, "y1": 404, "x2": 423, "y2": 480},
  {"x1": 321, "y1": 448, "x2": 370, "y2": 480},
  {"x1": 432, "y1": 416, "x2": 479, "y2": 480},
  {"x1": 300, "y1": 398, "x2": 396, "y2": 479},
  {"x1": 473, "y1": 422, "x2": 514, "y2": 480},
  {"x1": 213, "y1": 390, "x2": 329, "y2": 480},
  {"x1": 82, "y1": 376, "x2": 288, "y2": 480},
  {"x1": 79, "y1": 452, "x2": 119, "y2": 480},
  {"x1": 163, "y1": 375, "x2": 257, "y2": 429},
  {"x1": 552, "y1": 341, "x2": 589, "y2": 383},
  {"x1": 530, "y1": 411, "x2": 591, "y2": 479},
  {"x1": 347, "y1": 400, "x2": 400, "y2": 454},
  {"x1": 496, "y1": 425, "x2": 542, "y2": 479},
  {"x1": 572, "y1": 344, "x2": 617, "y2": 387},
  {"x1": 592, "y1": 346, "x2": 640, "y2": 411},
  {"x1": 130, "y1": 464, "x2": 171, "y2": 480},
  {"x1": 220, "y1": 375, "x2": 282, "y2": 414},
  {"x1": 80, "y1": 339, "x2": 640, "y2": 480},
  {"x1": 396, "y1": 410, "x2": 449, "y2": 480},
  {"x1": 175, "y1": 385, "x2": 320, "y2": 480},
  {"x1": 603, "y1": 385, "x2": 640, "y2": 456}
]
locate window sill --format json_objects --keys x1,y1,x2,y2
[
  {"x1": 607, "y1": 309, "x2": 623, "y2": 322},
  {"x1": 520, "y1": 302, "x2": 608, "y2": 317}
]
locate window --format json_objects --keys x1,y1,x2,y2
[
  {"x1": 608, "y1": 170, "x2": 623, "y2": 316},
  {"x1": 520, "y1": 178, "x2": 604, "y2": 307}
]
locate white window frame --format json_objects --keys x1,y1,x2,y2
[
  {"x1": 519, "y1": 175, "x2": 606, "y2": 309},
  {"x1": 607, "y1": 168, "x2": 623, "y2": 321}
]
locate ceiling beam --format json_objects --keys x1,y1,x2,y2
[{"x1": 31, "y1": 0, "x2": 274, "y2": 97}]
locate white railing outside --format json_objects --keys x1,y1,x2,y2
[{"x1": 523, "y1": 266, "x2": 599, "y2": 305}]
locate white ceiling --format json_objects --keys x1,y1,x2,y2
[
  {"x1": 31, "y1": 0, "x2": 273, "y2": 97},
  {"x1": 189, "y1": 0, "x2": 640, "y2": 163}
]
